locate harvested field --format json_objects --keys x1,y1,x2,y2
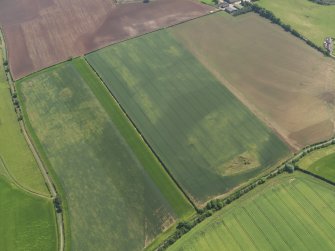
[
  {"x1": 17, "y1": 58, "x2": 193, "y2": 251},
  {"x1": 171, "y1": 12, "x2": 335, "y2": 149},
  {"x1": 169, "y1": 173, "x2": 335, "y2": 251},
  {"x1": 86, "y1": 30, "x2": 289, "y2": 204},
  {"x1": 0, "y1": 0, "x2": 213, "y2": 80}
]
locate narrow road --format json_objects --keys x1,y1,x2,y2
[
  {"x1": 19, "y1": 115, "x2": 65, "y2": 251},
  {"x1": 0, "y1": 155, "x2": 50, "y2": 199},
  {"x1": 19, "y1": 121, "x2": 57, "y2": 197},
  {"x1": 0, "y1": 28, "x2": 65, "y2": 251}
]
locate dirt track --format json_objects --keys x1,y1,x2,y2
[{"x1": 0, "y1": 0, "x2": 212, "y2": 80}]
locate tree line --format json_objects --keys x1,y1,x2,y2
[
  {"x1": 237, "y1": 2, "x2": 329, "y2": 56},
  {"x1": 307, "y1": 0, "x2": 335, "y2": 5},
  {"x1": 156, "y1": 136, "x2": 335, "y2": 250},
  {"x1": 156, "y1": 163, "x2": 294, "y2": 250}
]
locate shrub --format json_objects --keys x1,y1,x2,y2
[
  {"x1": 53, "y1": 197, "x2": 62, "y2": 213},
  {"x1": 285, "y1": 163, "x2": 295, "y2": 173}
]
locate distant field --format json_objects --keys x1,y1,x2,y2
[
  {"x1": 171, "y1": 12, "x2": 335, "y2": 149},
  {"x1": 258, "y1": 0, "x2": 335, "y2": 49},
  {"x1": 86, "y1": 30, "x2": 289, "y2": 204},
  {"x1": 18, "y1": 58, "x2": 192, "y2": 251},
  {"x1": 298, "y1": 145, "x2": 335, "y2": 182},
  {"x1": 0, "y1": 177, "x2": 57, "y2": 251},
  {"x1": 169, "y1": 173, "x2": 335, "y2": 251},
  {"x1": 0, "y1": 47, "x2": 48, "y2": 195}
]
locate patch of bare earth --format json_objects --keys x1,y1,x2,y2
[
  {"x1": 171, "y1": 13, "x2": 335, "y2": 150},
  {"x1": 0, "y1": 0, "x2": 213, "y2": 79}
]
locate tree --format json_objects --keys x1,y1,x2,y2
[
  {"x1": 285, "y1": 163, "x2": 295, "y2": 173},
  {"x1": 53, "y1": 196, "x2": 62, "y2": 213}
]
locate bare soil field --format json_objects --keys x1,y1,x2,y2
[
  {"x1": 0, "y1": 0, "x2": 212, "y2": 80},
  {"x1": 171, "y1": 12, "x2": 335, "y2": 149}
]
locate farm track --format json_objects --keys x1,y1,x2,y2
[
  {"x1": 0, "y1": 28, "x2": 65, "y2": 251},
  {"x1": 19, "y1": 120, "x2": 65, "y2": 251},
  {"x1": 0, "y1": 155, "x2": 50, "y2": 199}
]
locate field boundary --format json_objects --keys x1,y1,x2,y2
[
  {"x1": 153, "y1": 134, "x2": 335, "y2": 250},
  {"x1": 0, "y1": 155, "x2": 50, "y2": 199},
  {"x1": 17, "y1": 79, "x2": 71, "y2": 251},
  {"x1": 165, "y1": 172, "x2": 335, "y2": 251},
  {"x1": 296, "y1": 167, "x2": 335, "y2": 186},
  {"x1": 18, "y1": 118, "x2": 65, "y2": 251},
  {"x1": 85, "y1": 9, "x2": 218, "y2": 57},
  {"x1": 0, "y1": 27, "x2": 66, "y2": 251},
  {"x1": 247, "y1": 2, "x2": 331, "y2": 56},
  {"x1": 4, "y1": 8, "x2": 334, "y2": 250},
  {"x1": 307, "y1": 0, "x2": 335, "y2": 5},
  {"x1": 293, "y1": 136, "x2": 335, "y2": 186},
  {"x1": 83, "y1": 57, "x2": 198, "y2": 210},
  {"x1": 0, "y1": 10, "x2": 219, "y2": 82},
  {"x1": 11, "y1": 9, "x2": 218, "y2": 83}
]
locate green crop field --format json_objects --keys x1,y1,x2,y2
[
  {"x1": 17, "y1": 58, "x2": 193, "y2": 251},
  {"x1": 0, "y1": 47, "x2": 48, "y2": 195},
  {"x1": 0, "y1": 177, "x2": 57, "y2": 251},
  {"x1": 169, "y1": 172, "x2": 335, "y2": 251},
  {"x1": 298, "y1": 145, "x2": 335, "y2": 182},
  {"x1": 86, "y1": 30, "x2": 290, "y2": 204},
  {"x1": 258, "y1": 0, "x2": 335, "y2": 49}
]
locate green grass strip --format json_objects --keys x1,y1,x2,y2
[{"x1": 72, "y1": 58, "x2": 194, "y2": 219}]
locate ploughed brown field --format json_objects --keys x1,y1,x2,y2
[
  {"x1": 0, "y1": 0, "x2": 212, "y2": 80},
  {"x1": 171, "y1": 13, "x2": 335, "y2": 150}
]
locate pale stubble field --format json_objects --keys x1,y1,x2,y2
[{"x1": 171, "y1": 12, "x2": 335, "y2": 149}]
